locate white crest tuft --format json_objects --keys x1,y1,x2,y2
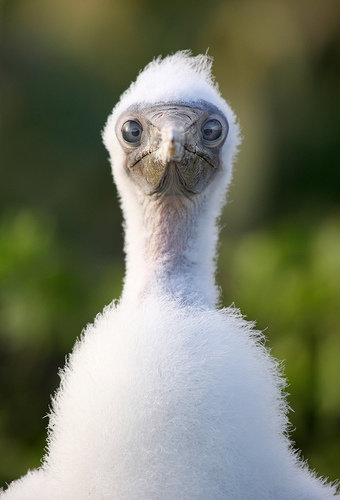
[{"x1": 121, "y1": 50, "x2": 217, "y2": 104}]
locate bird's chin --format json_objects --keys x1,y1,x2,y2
[
  {"x1": 126, "y1": 151, "x2": 218, "y2": 199},
  {"x1": 149, "y1": 162, "x2": 199, "y2": 199}
]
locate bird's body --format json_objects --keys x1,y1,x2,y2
[{"x1": 1, "y1": 51, "x2": 338, "y2": 499}]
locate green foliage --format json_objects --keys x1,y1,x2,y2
[
  {"x1": 0, "y1": 212, "x2": 123, "y2": 348},
  {"x1": 219, "y1": 218, "x2": 340, "y2": 481},
  {"x1": 0, "y1": 212, "x2": 123, "y2": 482}
]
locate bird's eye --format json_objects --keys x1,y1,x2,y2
[
  {"x1": 202, "y1": 119, "x2": 223, "y2": 143},
  {"x1": 122, "y1": 120, "x2": 143, "y2": 144}
]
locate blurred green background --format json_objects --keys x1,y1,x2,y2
[{"x1": 1, "y1": 0, "x2": 339, "y2": 487}]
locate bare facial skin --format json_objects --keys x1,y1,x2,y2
[{"x1": 115, "y1": 100, "x2": 229, "y2": 198}]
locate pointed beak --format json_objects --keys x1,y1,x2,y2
[{"x1": 159, "y1": 126, "x2": 184, "y2": 163}]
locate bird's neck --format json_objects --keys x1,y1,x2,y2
[{"x1": 121, "y1": 194, "x2": 219, "y2": 308}]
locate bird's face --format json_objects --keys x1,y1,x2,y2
[{"x1": 115, "y1": 100, "x2": 229, "y2": 198}]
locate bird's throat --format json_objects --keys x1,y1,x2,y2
[{"x1": 121, "y1": 194, "x2": 219, "y2": 307}]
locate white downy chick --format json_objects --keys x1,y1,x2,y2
[{"x1": 1, "y1": 51, "x2": 338, "y2": 500}]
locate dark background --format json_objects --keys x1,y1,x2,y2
[{"x1": 1, "y1": 0, "x2": 339, "y2": 486}]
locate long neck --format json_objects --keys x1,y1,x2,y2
[{"x1": 121, "y1": 191, "x2": 220, "y2": 308}]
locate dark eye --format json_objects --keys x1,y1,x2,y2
[
  {"x1": 202, "y1": 119, "x2": 223, "y2": 142},
  {"x1": 122, "y1": 120, "x2": 143, "y2": 144}
]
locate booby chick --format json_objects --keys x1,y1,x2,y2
[{"x1": 1, "y1": 51, "x2": 338, "y2": 500}]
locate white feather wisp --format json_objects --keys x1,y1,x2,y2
[{"x1": 1, "y1": 52, "x2": 338, "y2": 500}]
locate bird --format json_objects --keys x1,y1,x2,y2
[{"x1": 1, "y1": 51, "x2": 338, "y2": 500}]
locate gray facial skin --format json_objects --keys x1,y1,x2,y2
[{"x1": 115, "y1": 100, "x2": 229, "y2": 198}]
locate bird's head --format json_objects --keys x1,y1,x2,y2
[
  {"x1": 103, "y1": 51, "x2": 240, "y2": 210},
  {"x1": 114, "y1": 100, "x2": 228, "y2": 198}
]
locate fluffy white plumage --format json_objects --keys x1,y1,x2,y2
[{"x1": 1, "y1": 51, "x2": 338, "y2": 499}]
